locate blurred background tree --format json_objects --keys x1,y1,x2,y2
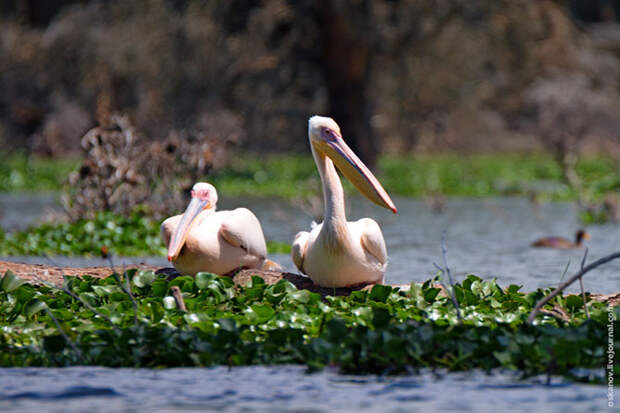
[{"x1": 1, "y1": 0, "x2": 619, "y2": 165}]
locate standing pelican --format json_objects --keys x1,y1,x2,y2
[
  {"x1": 162, "y1": 182, "x2": 273, "y2": 276},
  {"x1": 292, "y1": 116, "x2": 397, "y2": 287}
]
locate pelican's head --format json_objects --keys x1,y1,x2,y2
[
  {"x1": 308, "y1": 115, "x2": 397, "y2": 213},
  {"x1": 167, "y1": 182, "x2": 218, "y2": 262}
]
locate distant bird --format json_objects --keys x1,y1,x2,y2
[
  {"x1": 531, "y1": 229, "x2": 591, "y2": 249},
  {"x1": 162, "y1": 182, "x2": 278, "y2": 276},
  {"x1": 292, "y1": 116, "x2": 397, "y2": 288}
]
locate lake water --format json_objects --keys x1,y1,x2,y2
[
  {"x1": 2, "y1": 194, "x2": 618, "y2": 294},
  {"x1": 0, "y1": 367, "x2": 608, "y2": 413}
]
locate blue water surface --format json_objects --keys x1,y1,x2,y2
[{"x1": 0, "y1": 367, "x2": 609, "y2": 413}]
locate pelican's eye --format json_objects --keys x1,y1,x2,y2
[
  {"x1": 192, "y1": 188, "x2": 211, "y2": 201},
  {"x1": 321, "y1": 127, "x2": 338, "y2": 142}
]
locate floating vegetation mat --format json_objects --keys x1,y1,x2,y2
[
  {"x1": 0, "y1": 211, "x2": 291, "y2": 256},
  {"x1": 0, "y1": 270, "x2": 616, "y2": 382}
]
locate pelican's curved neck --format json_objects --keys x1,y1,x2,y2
[
  {"x1": 195, "y1": 207, "x2": 216, "y2": 225},
  {"x1": 312, "y1": 145, "x2": 346, "y2": 223}
]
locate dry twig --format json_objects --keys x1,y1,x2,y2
[
  {"x1": 579, "y1": 248, "x2": 590, "y2": 319},
  {"x1": 44, "y1": 307, "x2": 83, "y2": 360},
  {"x1": 34, "y1": 276, "x2": 115, "y2": 326},
  {"x1": 527, "y1": 250, "x2": 620, "y2": 324},
  {"x1": 433, "y1": 231, "x2": 462, "y2": 323}
]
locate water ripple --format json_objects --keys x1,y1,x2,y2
[{"x1": 5, "y1": 385, "x2": 121, "y2": 400}]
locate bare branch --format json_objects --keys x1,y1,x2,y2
[
  {"x1": 105, "y1": 250, "x2": 138, "y2": 327},
  {"x1": 44, "y1": 307, "x2": 83, "y2": 360},
  {"x1": 432, "y1": 231, "x2": 462, "y2": 323},
  {"x1": 35, "y1": 276, "x2": 115, "y2": 326},
  {"x1": 580, "y1": 248, "x2": 589, "y2": 270},
  {"x1": 112, "y1": 271, "x2": 138, "y2": 327},
  {"x1": 528, "y1": 250, "x2": 620, "y2": 324},
  {"x1": 579, "y1": 248, "x2": 590, "y2": 319},
  {"x1": 558, "y1": 259, "x2": 570, "y2": 286}
]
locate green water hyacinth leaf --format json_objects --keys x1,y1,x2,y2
[
  {"x1": 244, "y1": 304, "x2": 276, "y2": 324},
  {"x1": 163, "y1": 296, "x2": 176, "y2": 310},
  {"x1": 50, "y1": 308, "x2": 74, "y2": 321},
  {"x1": 195, "y1": 272, "x2": 218, "y2": 290},
  {"x1": 286, "y1": 290, "x2": 318, "y2": 305},
  {"x1": 26, "y1": 299, "x2": 47, "y2": 318},
  {"x1": 423, "y1": 287, "x2": 441, "y2": 303},
  {"x1": 565, "y1": 294, "x2": 585, "y2": 310},
  {"x1": 151, "y1": 279, "x2": 169, "y2": 297},
  {"x1": 168, "y1": 276, "x2": 195, "y2": 293},
  {"x1": 372, "y1": 307, "x2": 391, "y2": 328},
  {"x1": 1, "y1": 271, "x2": 26, "y2": 293},
  {"x1": 369, "y1": 284, "x2": 392, "y2": 302},
  {"x1": 217, "y1": 318, "x2": 237, "y2": 332},
  {"x1": 132, "y1": 270, "x2": 156, "y2": 288},
  {"x1": 78, "y1": 292, "x2": 98, "y2": 307},
  {"x1": 92, "y1": 285, "x2": 124, "y2": 297}
]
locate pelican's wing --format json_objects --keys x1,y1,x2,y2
[
  {"x1": 219, "y1": 208, "x2": 267, "y2": 259},
  {"x1": 291, "y1": 231, "x2": 310, "y2": 274},
  {"x1": 160, "y1": 214, "x2": 182, "y2": 247},
  {"x1": 359, "y1": 218, "x2": 388, "y2": 264}
]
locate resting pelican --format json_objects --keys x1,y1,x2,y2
[
  {"x1": 162, "y1": 182, "x2": 274, "y2": 276},
  {"x1": 291, "y1": 116, "x2": 397, "y2": 287}
]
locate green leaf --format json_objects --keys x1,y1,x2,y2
[
  {"x1": 168, "y1": 276, "x2": 194, "y2": 289},
  {"x1": 217, "y1": 318, "x2": 237, "y2": 332},
  {"x1": 195, "y1": 272, "x2": 218, "y2": 289},
  {"x1": 245, "y1": 304, "x2": 275, "y2": 324},
  {"x1": 325, "y1": 318, "x2": 347, "y2": 341},
  {"x1": 368, "y1": 285, "x2": 392, "y2": 302},
  {"x1": 133, "y1": 270, "x2": 156, "y2": 288},
  {"x1": 50, "y1": 308, "x2": 74, "y2": 321},
  {"x1": 163, "y1": 296, "x2": 176, "y2": 310},
  {"x1": 423, "y1": 287, "x2": 441, "y2": 303},
  {"x1": 372, "y1": 307, "x2": 391, "y2": 328},
  {"x1": 26, "y1": 299, "x2": 47, "y2": 318},
  {"x1": 92, "y1": 285, "x2": 124, "y2": 297},
  {"x1": 288, "y1": 290, "x2": 313, "y2": 304},
  {"x1": 1, "y1": 271, "x2": 26, "y2": 293},
  {"x1": 151, "y1": 279, "x2": 169, "y2": 297},
  {"x1": 493, "y1": 350, "x2": 512, "y2": 365},
  {"x1": 565, "y1": 295, "x2": 584, "y2": 310}
]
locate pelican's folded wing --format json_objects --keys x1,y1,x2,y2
[
  {"x1": 291, "y1": 231, "x2": 310, "y2": 274},
  {"x1": 219, "y1": 208, "x2": 267, "y2": 259},
  {"x1": 359, "y1": 218, "x2": 388, "y2": 265}
]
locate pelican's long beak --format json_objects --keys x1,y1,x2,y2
[
  {"x1": 167, "y1": 197, "x2": 210, "y2": 261},
  {"x1": 314, "y1": 132, "x2": 397, "y2": 213}
]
